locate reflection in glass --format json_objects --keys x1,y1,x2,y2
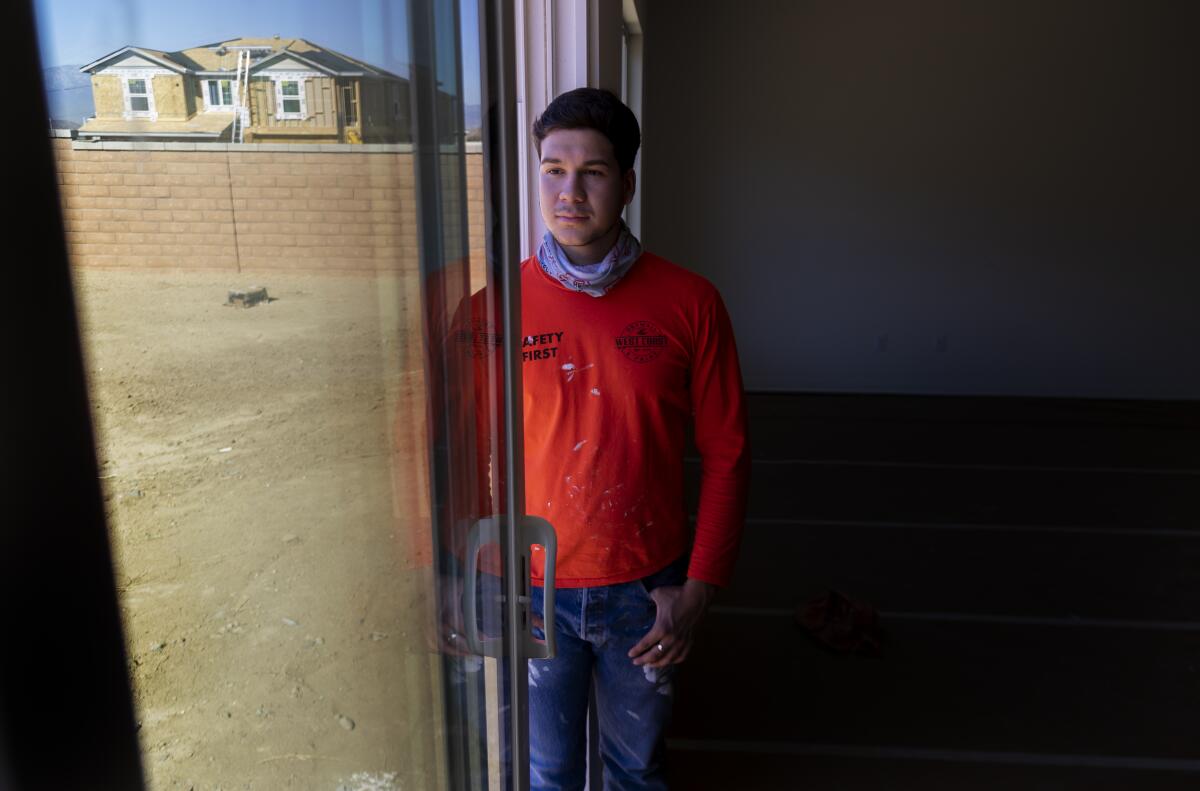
[
  {"x1": 36, "y1": 0, "x2": 496, "y2": 788},
  {"x1": 127, "y1": 78, "x2": 149, "y2": 112}
]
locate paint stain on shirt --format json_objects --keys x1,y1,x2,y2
[{"x1": 562, "y1": 361, "x2": 595, "y2": 382}]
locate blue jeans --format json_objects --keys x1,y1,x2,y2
[{"x1": 529, "y1": 555, "x2": 688, "y2": 791}]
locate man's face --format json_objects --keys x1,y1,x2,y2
[{"x1": 538, "y1": 128, "x2": 635, "y2": 262}]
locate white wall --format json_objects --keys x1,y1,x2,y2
[
  {"x1": 515, "y1": 0, "x2": 627, "y2": 256},
  {"x1": 642, "y1": 0, "x2": 1199, "y2": 399}
]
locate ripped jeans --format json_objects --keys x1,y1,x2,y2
[{"x1": 528, "y1": 554, "x2": 688, "y2": 791}]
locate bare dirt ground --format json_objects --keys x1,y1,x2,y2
[{"x1": 73, "y1": 268, "x2": 447, "y2": 791}]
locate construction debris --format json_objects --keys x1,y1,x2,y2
[{"x1": 226, "y1": 287, "x2": 269, "y2": 308}]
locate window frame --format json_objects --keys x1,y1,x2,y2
[
  {"x1": 203, "y1": 78, "x2": 237, "y2": 111},
  {"x1": 123, "y1": 76, "x2": 154, "y2": 118},
  {"x1": 341, "y1": 82, "x2": 359, "y2": 127},
  {"x1": 273, "y1": 77, "x2": 308, "y2": 120}
]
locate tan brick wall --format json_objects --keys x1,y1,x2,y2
[
  {"x1": 52, "y1": 141, "x2": 487, "y2": 273},
  {"x1": 152, "y1": 75, "x2": 189, "y2": 120},
  {"x1": 92, "y1": 75, "x2": 124, "y2": 119}
]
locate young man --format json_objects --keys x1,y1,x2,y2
[{"x1": 520, "y1": 87, "x2": 749, "y2": 790}]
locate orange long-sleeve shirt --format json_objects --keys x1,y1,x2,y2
[{"x1": 516, "y1": 251, "x2": 749, "y2": 588}]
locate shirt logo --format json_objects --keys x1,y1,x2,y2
[
  {"x1": 522, "y1": 331, "x2": 564, "y2": 362},
  {"x1": 456, "y1": 319, "x2": 501, "y2": 358},
  {"x1": 615, "y1": 320, "x2": 667, "y2": 363}
]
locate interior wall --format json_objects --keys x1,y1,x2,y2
[
  {"x1": 590, "y1": 0, "x2": 624, "y2": 93},
  {"x1": 642, "y1": 0, "x2": 1199, "y2": 399}
]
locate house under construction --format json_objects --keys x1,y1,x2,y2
[{"x1": 77, "y1": 36, "x2": 411, "y2": 143}]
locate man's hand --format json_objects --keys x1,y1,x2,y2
[{"x1": 628, "y1": 578, "x2": 718, "y2": 668}]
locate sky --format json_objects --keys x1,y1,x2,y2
[{"x1": 33, "y1": 0, "x2": 481, "y2": 104}]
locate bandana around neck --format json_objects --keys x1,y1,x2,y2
[{"x1": 537, "y1": 222, "x2": 643, "y2": 298}]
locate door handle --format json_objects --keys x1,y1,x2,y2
[
  {"x1": 520, "y1": 515, "x2": 556, "y2": 660},
  {"x1": 463, "y1": 514, "x2": 557, "y2": 659},
  {"x1": 462, "y1": 515, "x2": 500, "y2": 657}
]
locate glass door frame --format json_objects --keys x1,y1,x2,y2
[
  {"x1": 4, "y1": 0, "x2": 540, "y2": 787},
  {"x1": 3, "y1": 1, "x2": 145, "y2": 788},
  {"x1": 473, "y1": 0, "x2": 534, "y2": 786},
  {"x1": 409, "y1": 0, "x2": 542, "y2": 788}
]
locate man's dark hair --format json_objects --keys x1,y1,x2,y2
[{"x1": 532, "y1": 88, "x2": 641, "y2": 173}]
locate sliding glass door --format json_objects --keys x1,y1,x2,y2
[{"x1": 20, "y1": 0, "x2": 549, "y2": 788}]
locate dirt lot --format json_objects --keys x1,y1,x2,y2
[{"x1": 73, "y1": 268, "x2": 448, "y2": 791}]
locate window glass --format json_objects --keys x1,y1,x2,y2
[
  {"x1": 36, "y1": 0, "x2": 497, "y2": 788},
  {"x1": 343, "y1": 84, "x2": 359, "y2": 126},
  {"x1": 127, "y1": 78, "x2": 149, "y2": 112},
  {"x1": 207, "y1": 80, "x2": 235, "y2": 108},
  {"x1": 281, "y1": 80, "x2": 301, "y2": 114}
]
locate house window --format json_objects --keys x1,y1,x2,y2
[
  {"x1": 273, "y1": 79, "x2": 308, "y2": 120},
  {"x1": 115, "y1": 69, "x2": 164, "y2": 120},
  {"x1": 127, "y1": 79, "x2": 150, "y2": 113},
  {"x1": 205, "y1": 79, "x2": 235, "y2": 109},
  {"x1": 270, "y1": 75, "x2": 312, "y2": 120},
  {"x1": 341, "y1": 84, "x2": 358, "y2": 126},
  {"x1": 281, "y1": 81, "x2": 301, "y2": 113}
]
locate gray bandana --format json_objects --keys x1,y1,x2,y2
[{"x1": 537, "y1": 222, "x2": 643, "y2": 298}]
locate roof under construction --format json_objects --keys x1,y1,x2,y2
[{"x1": 80, "y1": 37, "x2": 403, "y2": 80}]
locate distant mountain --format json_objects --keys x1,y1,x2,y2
[
  {"x1": 43, "y1": 65, "x2": 95, "y2": 125},
  {"x1": 42, "y1": 64, "x2": 91, "y2": 91},
  {"x1": 464, "y1": 104, "x2": 481, "y2": 129},
  {"x1": 45, "y1": 87, "x2": 95, "y2": 126}
]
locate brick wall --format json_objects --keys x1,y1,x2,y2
[{"x1": 52, "y1": 139, "x2": 487, "y2": 274}]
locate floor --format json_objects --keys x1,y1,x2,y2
[{"x1": 666, "y1": 392, "x2": 1200, "y2": 790}]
